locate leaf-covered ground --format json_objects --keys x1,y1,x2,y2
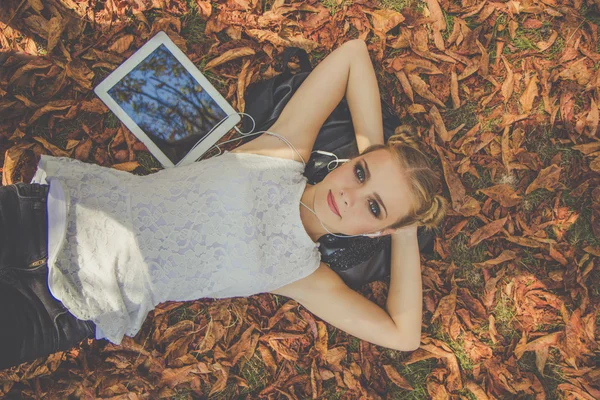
[{"x1": 1, "y1": 0, "x2": 600, "y2": 398}]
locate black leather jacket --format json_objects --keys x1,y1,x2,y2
[{"x1": 242, "y1": 48, "x2": 434, "y2": 289}]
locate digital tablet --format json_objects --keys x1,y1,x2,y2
[{"x1": 94, "y1": 31, "x2": 241, "y2": 168}]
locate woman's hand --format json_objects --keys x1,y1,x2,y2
[{"x1": 392, "y1": 223, "x2": 419, "y2": 239}]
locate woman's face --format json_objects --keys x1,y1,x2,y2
[{"x1": 313, "y1": 148, "x2": 414, "y2": 236}]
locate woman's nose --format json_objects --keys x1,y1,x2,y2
[{"x1": 340, "y1": 189, "x2": 356, "y2": 208}]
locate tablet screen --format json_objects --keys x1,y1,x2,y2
[{"x1": 107, "y1": 44, "x2": 228, "y2": 165}]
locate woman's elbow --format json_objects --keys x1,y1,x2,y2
[{"x1": 395, "y1": 331, "x2": 421, "y2": 352}]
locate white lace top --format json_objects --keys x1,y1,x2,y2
[{"x1": 31, "y1": 152, "x2": 321, "y2": 344}]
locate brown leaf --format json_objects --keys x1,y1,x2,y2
[
  {"x1": 27, "y1": 100, "x2": 74, "y2": 125},
  {"x1": 208, "y1": 363, "x2": 229, "y2": 396},
  {"x1": 478, "y1": 184, "x2": 521, "y2": 207},
  {"x1": 426, "y1": 0, "x2": 445, "y2": 50},
  {"x1": 469, "y1": 217, "x2": 508, "y2": 247},
  {"x1": 33, "y1": 137, "x2": 71, "y2": 157},
  {"x1": 438, "y1": 151, "x2": 481, "y2": 216},
  {"x1": 572, "y1": 142, "x2": 600, "y2": 155},
  {"x1": 382, "y1": 365, "x2": 413, "y2": 390},
  {"x1": 537, "y1": 30, "x2": 558, "y2": 52},
  {"x1": 525, "y1": 164, "x2": 563, "y2": 194},
  {"x1": 408, "y1": 74, "x2": 445, "y2": 108},
  {"x1": 501, "y1": 56, "x2": 514, "y2": 103},
  {"x1": 1, "y1": 142, "x2": 35, "y2": 185},
  {"x1": 592, "y1": 187, "x2": 600, "y2": 237},
  {"x1": 246, "y1": 29, "x2": 289, "y2": 47},
  {"x1": 258, "y1": 344, "x2": 278, "y2": 377},
  {"x1": 236, "y1": 59, "x2": 251, "y2": 112},
  {"x1": 591, "y1": 156, "x2": 600, "y2": 172},
  {"x1": 586, "y1": 97, "x2": 599, "y2": 137},
  {"x1": 432, "y1": 284, "x2": 458, "y2": 337},
  {"x1": 458, "y1": 63, "x2": 479, "y2": 81},
  {"x1": 111, "y1": 161, "x2": 139, "y2": 172},
  {"x1": 27, "y1": 0, "x2": 44, "y2": 12},
  {"x1": 205, "y1": 47, "x2": 255, "y2": 70},
  {"x1": 325, "y1": 347, "x2": 346, "y2": 370},
  {"x1": 315, "y1": 321, "x2": 328, "y2": 358},
  {"x1": 109, "y1": 34, "x2": 135, "y2": 54},
  {"x1": 475, "y1": 250, "x2": 517, "y2": 268},
  {"x1": 47, "y1": 16, "x2": 64, "y2": 53},
  {"x1": 395, "y1": 71, "x2": 414, "y2": 103},
  {"x1": 197, "y1": 321, "x2": 226, "y2": 353},
  {"x1": 465, "y1": 381, "x2": 490, "y2": 399},
  {"x1": 519, "y1": 73, "x2": 539, "y2": 114},
  {"x1": 450, "y1": 67, "x2": 460, "y2": 109},
  {"x1": 195, "y1": 0, "x2": 213, "y2": 18},
  {"x1": 368, "y1": 9, "x2": 405, "y2": 33},
  {"x1": 429, "y1": 105, "x2": 450, "y2": 141}
]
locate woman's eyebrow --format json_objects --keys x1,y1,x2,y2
[{"x1": 363, "y1": 160, "x2": 388, "y2": 218}]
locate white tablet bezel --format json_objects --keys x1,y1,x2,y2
[{"x1": 94, "y1": 31, "x2": 240, "y2": 168}]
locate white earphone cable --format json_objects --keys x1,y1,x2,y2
[{"x1": 198, "y1": 112, "x2": 380, "y2": 239}]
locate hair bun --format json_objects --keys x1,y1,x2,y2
[
  {"x1": 419, "y1": 195, "x2": 448, "y2": 229},
  {"x1": 389, "y1": 125, "x2": 420, "y2": 151}
]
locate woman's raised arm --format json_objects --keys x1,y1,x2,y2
[
  {"x1": 270, "y1": 257, "x2": 422, "y2": 352},
  {"x1": 233, "y1": 39, "x2": 384, "y2": 161}
]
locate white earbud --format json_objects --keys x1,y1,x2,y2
[{"x1": 362, "y1": 231, "x2": 382, "y2": 238}]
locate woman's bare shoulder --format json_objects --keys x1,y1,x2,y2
[{"x1": 269, "y1": 262, "x2": 344, "y2": 299}]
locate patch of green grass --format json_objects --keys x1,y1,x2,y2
[
  {"x1": 457, "y1": 388, "x2": 478, "y2": 400},
  {"x1": 196, "y1": 58, "x2": 228, "y2": 93},
  {"x1": 582, "y1": 5, "x2": 600, "y2": 28},
  {"x1": 443, "y1": 101, "x2": 478, "y2": 131},
  {"x1": 493, "y1": 291, "x2": 518, "y2": 341},
  {"x1": 378, "y1": 0, "x2": 425, "y2": 13},
  {"x1": 447, "y1": 338, "x2": 474, "y2": 373},
  {"x1": 448, "y1": 233, "x2": 487, "y2": 293},
  {"x1": 512, "y1": 34, "x2": 538, "y2": 52},
  {"x1": 321, "y1": 0, "x2": 345, "y2": 15},
  {"x1": 521, "y1": 189, "x2": 554, "y2": 213},
  {"x1": 492, "y1": 13, "x2": 508, "y2": 40},
  {"x1": 442, "y1": 11, "x2": 455, "y2": 41},
  {"x1": 567, "y1": 207, "x2": 600, "y2": 247},
  {"x1": 104, "y1": 112, "x2": 120, "y2": 129},
  {"x1": 523, "y1": 128, "x2": 567, "y2": 165},
  {"x1": 310, "y1": 50, "x2": 327, "y2": 64},
  {"x1": 480, "y1": 116, "x2": 502, "y2": 132},
  {"x1": 348, "y1": 337, "x2": 361, "y2": 352},
  {"x1": 519, "y1": 248, "x2": 541, "y2": 270},
  {"x1": 180, "y1": 11, "x2": 207, "y2": 46},
  {"x1": 238, "y1": 353, "x2": 270, "y2": 394},
  {"x1": 168, "y1": 303, "x2": 202, "y2": 324},
  {"x1": 321, "y1": 382, "x2": 348, "y2": 399},
  {"x1": 545, "y1": 36, "x2": 565, "y2": 60},
  {"x1": 167, "y1": 388, "x2": 194, "y2": 399},
  {"x1": 462, "y1": 167, "x2": 494, "y2": 198},
  {"x1": 136, "y1": 151, "x2": 164, "y2": 173},
  {"x1": 429, "y1": 324, "x2": 474, "y2": 373}
]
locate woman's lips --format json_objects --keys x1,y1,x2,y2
[{"x1": 328, "y1": 190, "x2": 341, "y2": 217}]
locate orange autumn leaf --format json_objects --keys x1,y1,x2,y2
[
  {"x1": 368, "y1": 9, "x2": 405, "y2": 33},
  {"x1": 469, "y1": 217, "x2": 508, "y2": 247},
  {"x1": 382, "y1": 365, "x2": 413, "y2": 390},
  {"x1": 525, "y1": 164, "x2": 563, "y2": 194},
  {"x1": 478, "y1": 184, "x2": 521, "y2": 207},
  {"x1": 519, "y1": 72, "x2": 539, "y2": 114},
  {"x1": 205, "y1": 47, "x2": 256, "y2": 70}
]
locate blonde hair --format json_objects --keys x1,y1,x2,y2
[{"x1": 362, "y1": 129, "x2": 448, "y2": 229}]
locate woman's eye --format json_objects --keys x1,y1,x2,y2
[
  {"x1": 369, "y1": 200, "x2": 380, "y2": 217},
  {"x1": 355, "y1": 164, "x2": 365, "y2": 182}
]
